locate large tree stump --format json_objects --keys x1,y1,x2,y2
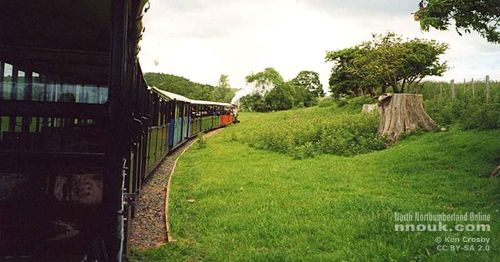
[{"x1": 378, "y1": 93, "x2": 437, "y2": 143}]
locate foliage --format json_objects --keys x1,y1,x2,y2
[
  {"x1": 144, "y1": 72, "x2": 236, "y2": 103},
  {"x1": 425, "y1": 97, "x2": 500, "y2": 130},
  {"x1": 132, "y1": 120, "x2": 500, "y2": 261},
  {"x1": 325, "y1": 32, "x2": 448, "y2": 96},
  {"x1": 340, "y1": 96, "x2": 377, "y2": 110},
  {"x1": 245, "y1": 67, "x2": 284, "y2": 94},
  {"x1": 401, "y1": 80, "x2": 500, "y2": 130},
  {"x1": 291, "y1": 70, "x2": 325, "y2": 97},
  {"x1": 217, "y1": 74, "x2": 231, "y2": 89},
  {"x1": 241, "y1": 68, "x2": 321, "y2": 112},
  {"x1": 229, "y1": 103, "x2": 386, "y2": 157},
  {"x1": 410, "y1": 80, "x2": 500, "y2": 103},
  {"x1": 317, "y1": 97, "x2": 336, "y2": 107},
  {"x1": 415, "y1": 0, "x2": 500, "y2": 43},
  {"x1": 263, "y1": 82, "x2": 296, "y2": 111},
  {"x1": 212, "y1": 74, "x2": 233, "y2": 102},
  {"x1": 239, "y1": 93, "x2": 266, "y2": 112}
]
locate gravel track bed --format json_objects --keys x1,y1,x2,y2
[
  {"x1": 128, "y1": 139, "x2": 196, "y2": 250},
  {"x1": 128, "y1": 128, "x2": 223, "y2": 250}
]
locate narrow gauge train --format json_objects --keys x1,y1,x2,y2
[{"x1": 0, "y1": 0, "x2": 236, "y2": 261}]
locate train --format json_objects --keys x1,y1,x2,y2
[{"x1": 0, "y1": 0, "x2": 236, "y2": 261}]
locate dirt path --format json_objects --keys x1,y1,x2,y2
[{"x1": 128, "y1": 128, "x2": 223, "y2": 250}]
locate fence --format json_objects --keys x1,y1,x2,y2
[{"x1": 406, "y1": 75, "x2": 500, "y2": 103}]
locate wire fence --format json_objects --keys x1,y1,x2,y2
[{"x1": 406, "y1": 75, "x2": 500, "y2": 103}]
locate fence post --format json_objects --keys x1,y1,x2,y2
[
  {"x1": 463, "y1": 78, "x2": 466, "y2": 95},
  {"x1": 485, "y1": 75, "x2": 490, "y2": 103},
  {"x1": 471, "y1": 78, "x2": 475, "y2": 97},
  {"x1": 450, "y1": 79, "x2": 455, "y2": 100}
]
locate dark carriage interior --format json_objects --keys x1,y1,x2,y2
[
  {"x1": 0, "y1": 0, "x2": 118, "y2": 257},
  {"x1": 0, "y1": 0, "x2": 234, "y2": 259}
]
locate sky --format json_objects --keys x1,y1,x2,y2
[{"x1": 138, "y1": 0, "x2": 500, "y2": 101}]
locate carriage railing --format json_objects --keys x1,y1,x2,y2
[{"x1": 0, "y1": 61, "x2": 108, "y2": 154}]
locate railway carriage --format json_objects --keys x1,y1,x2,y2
[{"x1": 0, "y1": 0, "x2": 236, "y2": 261}]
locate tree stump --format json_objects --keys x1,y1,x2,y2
[
  {"x1": 378, "y1": 93, "x2": 437, "y2": 143},
  {"x1": 362, "y1": 103, "x2": 379, "y2": 113}
]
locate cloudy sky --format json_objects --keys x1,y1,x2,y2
[{"x1": 139, "y1": 0, "x2": 500, "y2": 99}]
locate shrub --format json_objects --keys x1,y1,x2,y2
[
  {"x1": 318, "y1": 97, "x2": 336, "y2": 107},
  {"x1": 336, "y1": 99, "x2": 348, "y2": 107},
  {"x1": 292, "y1": 142, "x2": 317, "y2": 159},
  {"x1": 231, "y1": 107, "x2": 386, "y2": 158},
  {"x1": 344, "y1": 96, "x2": 377, "y2": 110},
  {"x1": 425, "y1": 96, "x2": 500, "y2": 130}
]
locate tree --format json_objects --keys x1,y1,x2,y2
[
  {"x1": 144, "y1": 72, "x2": 236, "y2": 103},
  {"x1": 217, "y1": 74, "x2": 230, "y2": 89},
  {"x1": 325, "y1": 32, "x2": 448, "y2": 96},
  {"x1": 415, "y1": 0, "x2": 500, "y2": 43},
  {"x1": 241, "y1": 68, "x2": 321, "y2": 112},
  {"x1": 265, "y1": 83, "x2": 295, "y2": 111},
  {"x1": 240, "y1": 93, "x2": 267, "y2": 112},
  {"x1": 214, "y1": 74, "x2": 232, "y2": 102},
  {"x1": 326, "y1": 46, "x2": 375, "y2": 97},
  {"x1": 245, "y1": 67, "x2": 284, "y2": 94},
  {"x1": 291, "y1": 71, "x2": 325, "y2": 97}
]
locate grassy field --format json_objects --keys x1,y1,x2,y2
[{"x1": 131, "y1": 107, "x2": 500, "y2": 261}]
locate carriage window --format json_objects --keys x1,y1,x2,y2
[
  {"x1": 1, "y1": 63, "x2": 13, "y2": 100},
  {"x1": 0, "y1": 62, "x2": 108, "y2": 104}
]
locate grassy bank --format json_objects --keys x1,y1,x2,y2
[
  {"x1": 131, "y1": 109, "x2": 500, "y2": 261},
  {"x1": 229, "y1": 100, "x2": 385, "y2": 159}
]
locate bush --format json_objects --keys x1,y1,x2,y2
[
  {"x1": 425, "y1": 96, "x2": 500, "y2": 130},
  {"x1": 336, "y1": 99, "x2": 348, "y2": 107},
  {"x1": 344, "y1": 96, "x2": 377, "y2": 110},
  {"x1": 231, "y1": 107, "x2": 386, "y2": 158},
  {"x1": 292, "y1": 142, "x2": 317, "y2": 159},
  {"x1": 318, "y1": 97, "x2": 336, "y2": 107}
]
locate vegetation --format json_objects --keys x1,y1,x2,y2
[
  {"x1": 144, "y1": 72, "x2": 236, "y2": 103},
  {"x1": 240, "y1": 68, "x2": 324, "y2": 112},
  {"x1": 230, "y1": 103, "x2": 385, "y2": 159},
  {"x1": 415, "y1": 0, "x2": 500, "y2": 43},
  {"x1": 426, "y1": 97, "x2": 500, "y2": 130},
  {"x1": 245, "y1": 67, "x2": 284, "y2": 94},
  {"x1": 325, "y1": 32, "x2": 448, "y2": 97},
  {"x1": 131, "y1": 110, "x2": 500, "y2": 261},
  {"x1": 291, "y1": 71, "x2": 325, "y2": 98},
  {"x1": 399, "y1": 80, "x2": 500, "y2": 130}
]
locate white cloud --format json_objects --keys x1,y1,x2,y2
[{"x1": 139, "y1": 0, "x2": 500, "y2": 100}]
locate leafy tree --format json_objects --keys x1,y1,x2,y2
[
  {"x1": 213, "y1": 74, "x2": 233, "y2": 102},
  {"x1": 241, "y1": 68, "x2": 321, "y2": 112},
  {"x1": 325, "y1": 46, "x2": 374, "y2": 97},
  {"x1": 245, "y1": 67, "x2": 284, "y2": 94},
  {"x1": 144, "y1": 72, "x2": 236, "y2": 103},
  {"x1": 326, "y1": 32, "x2": 448, "y2": 96},
  {"x1": 415, "y1": 0, "x2": 500, "y2": 43},
  {"x1": 291, "y1": 71, "x2": 325, "y2": 97},
  {"x1": 240, "y1": 93, "x2": 268, "y2": 112},
  {"x1": 218, "y1": 74, "x2": 231, "y2": 89},
  {"x1": 265, "y1": 83, "x2": 295, "y2": 111}
]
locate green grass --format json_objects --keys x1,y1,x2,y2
[{"x1": 131, "y1": 109, "x2": 500, "y2": 261}]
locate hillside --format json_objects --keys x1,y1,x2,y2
[{"x1": 144, "y1": 72, "x2": 236, "y2": 103}]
